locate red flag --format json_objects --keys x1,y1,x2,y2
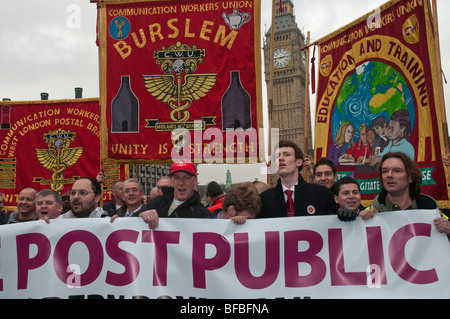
[
  {"x1": 0, "y1": 99, "x2": 100, "y2": 210},
  {"x1": 99, "y1": 0, "x2": 263, "y2": 165},
  {"x1": 279, "y1": 0, "x2": 283, "y2": 13},
  {"x1": 314, "y1": 0, "x2": 450, "y2": 208}
]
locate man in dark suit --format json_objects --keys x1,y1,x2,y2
[
  {"x1": 114, "y1": 179, "x2": 147, "y2": 217},
  {"x1": 259, "y1": 140, "x2": 337, "y2": 218}
]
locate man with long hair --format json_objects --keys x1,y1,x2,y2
[{"x1": 368, "y1": 152, "x2": 449, "y2": 237}]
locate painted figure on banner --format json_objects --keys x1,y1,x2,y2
[
  {"x1": 313, "y1": 0, "x2": 450, "y2": 207},
  {"x1": 109, "y1": 16, "x2": 130, "y2": 41},
  {"x1": 371, "y1": 116, "x2": 389, "y2": 151},
  {"x1": 366, "y1": 125, "x2": 385, "y2": 158},
  {"x1": 328, "y1": 121, "x2": 355, "y2": 166},
  {"x1": 325, "y1": 57, "x2": 419, "y2": 188},
  {"x1": 344, "y1": 123, "x2": 371, "y2": 165},
  {"x1": 373, "y1": 109, "x2": 415, "y2": 161}
]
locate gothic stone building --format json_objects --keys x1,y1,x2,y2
[{"x1": 263, "y1": 0, "x2": 313, "y2": 156}]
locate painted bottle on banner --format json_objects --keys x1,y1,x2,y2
[
  {"x1": 111, "y1": 75, "x2": 139, "y2": 132},
  {"x1": 221, "y1": 70, "x2": 251, "y2": 131},
  {"x1": 1, "y1": 105, "x2": 11, "y2": 129}
]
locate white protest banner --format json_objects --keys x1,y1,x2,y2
[{"x1": 0, "y1": 210, "x2": 449, "y2": 299}]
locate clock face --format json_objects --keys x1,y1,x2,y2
[{"x1": 273, "y1": 48, "x2": 290, "y2": 68}]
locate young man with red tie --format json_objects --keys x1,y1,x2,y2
[{"x1": 259, "y1": 140, "x2": 337, "y2": 218}]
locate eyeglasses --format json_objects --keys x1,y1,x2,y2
[
  {"x1": 123, "y1": 188, "x2": 141, "y2": 195},
  {"x1": 69, "y1": 190, "x2": 95, "y2": 197}
]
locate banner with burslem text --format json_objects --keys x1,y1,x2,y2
[
  {"x1": 98, "y1": 0, "x2": 263, "y2": 165},
  {"x1": 0, "y1": 210, "x2": 449, "y2": 299},
  {"x1": 314, "y1": 0, "x2": 450, "y2": 208}
]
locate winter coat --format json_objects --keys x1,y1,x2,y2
[
  {"x1": 258, "y1": 175, "x2": 338, "y2": 218},
  {"x1": 136, "y1": 187, "x2": 211, "y2": 218},
  {"x1": 371, "y1": 190, "x2": 438, "y2": 212}
]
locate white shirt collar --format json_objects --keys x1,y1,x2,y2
[{"x1": 125, "y1": 204, "x2": 143, "y2": 217}]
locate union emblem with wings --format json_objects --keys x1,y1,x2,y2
[
  {"x1": 143, "y1": 72, "x2": 216, "y2": 122},
  {"x1": 35, "y1": 129, "x2": 83, "y2": 192},
  {"x1": 143, "y1": 42, "x2": 217, "y2": 123}
]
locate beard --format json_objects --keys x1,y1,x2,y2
[{"x1": 71, "y1": 200, "x2": 96, "y2": 218}]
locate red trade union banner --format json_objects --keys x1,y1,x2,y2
[
  {"x1": 0, "y1": 99, "x2": 124, "y2": 210},
  {"x1": 314, "y1": 0, "x2": 450, "y2": 208},
  {"x1": 98, "y1": 0, "x2": 263, "y2": 164}
]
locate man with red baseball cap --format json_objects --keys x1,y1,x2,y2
[
  {"x1": 170, "y1": 159, "x2": 197, "y2": 176},
  {"x1": 137, "y1": 160, "x2": 211, "y2": 228}
]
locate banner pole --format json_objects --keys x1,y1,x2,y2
[
  {"x1": 431, "y1": 0, "x2": 449, "y2": 151},
  {"x1": 304, "y1": 31, "x2": 311, "y2": 181},
  {"x1": 431, "y1": 0, "x2": 450, "y2": 194},
  {"x1": 267, "y1": 0, "x2": 276, "y2": 185},
  {"x1": 96, "y1": 1, "x2": 105, "y2": 208}
]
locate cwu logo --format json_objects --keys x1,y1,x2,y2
[{"x1": 109, "y1": 16, "x2": 131, "y2": 40}]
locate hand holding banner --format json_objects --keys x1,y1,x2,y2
[{"x1": 0, "y1": 210, "x2": 449, "y2": 299}]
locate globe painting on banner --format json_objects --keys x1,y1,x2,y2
[{"x1": 314, "y1": 0, "x2": 450, "y2": 208}]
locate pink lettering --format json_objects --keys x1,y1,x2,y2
[
  {"x1": 53, "y1": 230, "x2": 103, "y2": 287},
  {"x1": 192, "y1": 232, "x2": 231, "y2": 289},
  {"x1": 284, "y1": 230, "x2": 326, "y2": 287},
  {"x1": 366, "y1": 226, "x2": 387, "y2": 285},
  {"x1": 388, "y1": 223, "x2": 438, "y2": 284},
  {"x1": 0, "y1": 236, "x2": 2, "y2": 291},
  {"x1": 329, "y1": 228, "x2": 367, "y2": 285},
  {"x1": 16, "y1": 233, "x2": 51, "y2": 290},
  {"x1": 142, "y1": 230, "x2": 180, "y2": 286},
  {"x1": 234, "y1": 232, "x2": 280, "y2": 289},
  {"x1": 105, "y1": 230, "x2": 140, "y2": 286},
  {"x1": 8, "y1": 221, "x2": 441, "y2": 293}
]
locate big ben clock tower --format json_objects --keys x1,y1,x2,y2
[{"x1": 263, "y1": 0, "x2": 312, "y2": 159}]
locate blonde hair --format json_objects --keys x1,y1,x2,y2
[{"x1": 334, "y1": 122, "x2": 355, "y2": 149}]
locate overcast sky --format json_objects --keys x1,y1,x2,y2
[{"x1": 1, "y1": 0, "x2": 449, "y2": 184}]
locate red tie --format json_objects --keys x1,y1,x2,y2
[{"x1": 285, "y1": 190, "x2": 294, "y2": 217}]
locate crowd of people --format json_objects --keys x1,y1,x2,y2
[{"x1": 0, "y1": 140, "x2": 449, "y2": 238}]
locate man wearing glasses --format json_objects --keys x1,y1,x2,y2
[
  {"x1": 58, "y1": 177, "x2": 106, "y2": 219},
  {"x1": 114, "y1": 179, "x2": 147, "y2": 218}
]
